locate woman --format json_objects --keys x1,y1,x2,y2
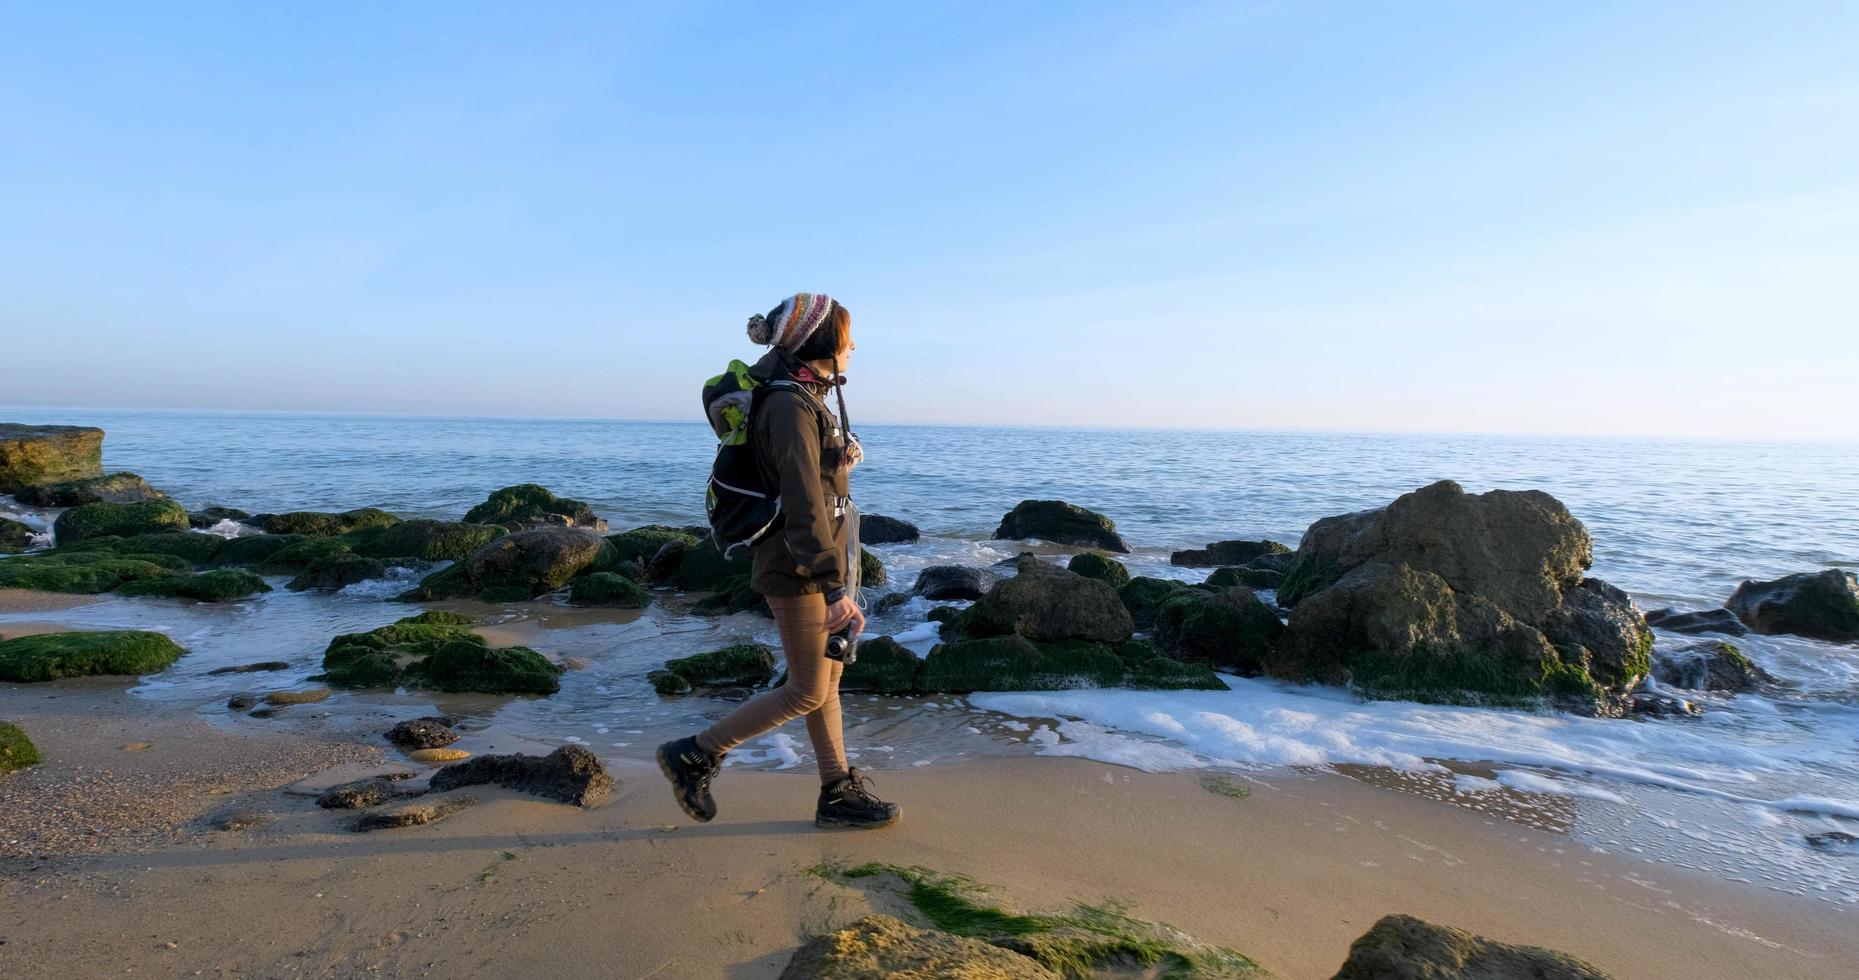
[{"x1": 657, "y1": 293, "x2": 901, "y2": 831}]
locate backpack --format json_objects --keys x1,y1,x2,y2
[{"x1": 702, "y1": 359, "x2": 822, "y2": 556}]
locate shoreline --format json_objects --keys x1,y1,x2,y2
[{"x1": 2, "y1": 681, "x2": 1853, "y2": 978}]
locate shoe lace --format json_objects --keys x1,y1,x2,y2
[{"x1": 841, "y1": 768, "x2": 885, "y2": 806}]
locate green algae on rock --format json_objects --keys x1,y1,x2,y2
[
  {"x1": 0, "y1": 630, "x2": 186, "y2": 682},
  {"x1": 1, "y1": 722, "x2": 41, "y2": 773},
  {"x1": 12, "y1": 471, "x2": 165, "y2": 507},
  {"x1": 347, "y1": 518, "x2": 506, "y2": 562},
  {"x1": 66, "y1": 530, "x2": 226, "y2": 565},
  {"x1": 780, "y1": 914, "x2": 1060, "y2": 980},
  {"x1": 398, "y1": 527, "x2": 614, "y2": 602},
  {"x1": 992, "y1": 499, "x2": 1130, "y2": 553},
  {"x1": 1169, "y1": 538, "x2": 1290, "y2": 568},
  {"x1": 837, "y1": 636, "x2": 923, "y2": 694},
  {"x1": 650, "y1": 643, "x2": 777, "y2": 696},
  {"x1": 116, "y1": 568, "x2": 272, "y2": 602},
  {"x1": 464, "y1": 484, "x2": 605, "y2": 531},
  {"x1": 568, "y1": 571, "x2": 650, "y2": 608},
  {"x1": 606, "y1": 526, "x2": 699, "y2": 565},
  {"x1": 919, "y1": 635, "x2": 1127, "y2": 692},
  {"x1": 665, "y1": 537, "x2": 752, "y2": 591},
  {"x1": 51, "y1": 498, "x2": 190, "y2": 543},
  {"x1": 1726, "y1": 568, "x2": 1859, "y2": 642},
  {"x1": 402, "y1": 639, "x2": 562, "y2": 695},
  {"x1": 0, "y1": 424, "x2": 103, "y2": 494},
  {"x1": 314, "y1": 612, "x2": 559, "y2": 694},
  {"x1": 0, "y1": 550, "x2": 190, "y2": 594},
  {"x1": 252, "y1": 508, "x2": 401, "y2": 537},
  {"x1": 1066, "y1": 552, "x2": 1130, "y2": 589},
  {"x1": 0, "y1": 517, "x2": 33, "y2": 552},
  {"x1": 1333, "y1": 913, "x2": 1611, "y2": 979},
  {"x1": 1152, "y1": 586, "x2": 1284, "y2": 674}
]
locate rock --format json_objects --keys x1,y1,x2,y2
[
  {"x1": 962, "y1": 566, "x2": 1133, "y2": 644},
  {"x1": 265, "y1": 687, "x2": 332, "y2": 706},
  {"x1": 385, "y1": 716, "x2": 459, "y2": 750},
  {"x1": 52, "y1": 499, "x2": 191, "y2": 543},
  {"x1": 1, "y1": 721, "x2": 41, "y2": 772},
  {"x1": 569, "y1": 571, "x2": 650, "y2": 608},
  {"x1": 207, "y1": 661, "x2": 291, "y2": 675},
  {"x1": 13, "y1": 471, "x2": 165, "y2": 507},
  {"x1": 428, "y1": 744, "x2": 613, "y2": 806},
  {"x1": 778, "y1": 914, "x2": 1059, "y2": 980},
  {"x1": 838, "y1": 636, "x2": 922, "y2": 694},
  {"x1": 314, "y1": 613, "x2": 558, "y2": 694},
  {"x1": 860, "y1": 515, "x2": 921, "y2": 544},
  {"x1": 250, "y1": 508, "x2": 400, "y2": 537},
  {"x1": 1066, "y1": 552, "x2": 1130, "y2": 589},
  {"x1": 1726, "y1": 569, "x2": 1859, "y2": 642},
  {"x1": 0, "y1": 630, "x2": 186, "y2": 682},
  {"x1": 1806, "y1": 831, "x2": 1858, "y2": 851},
  {"x1": 689, "y1": 574, "x2": 768, "y2": 617},
  {"x1": 919, "y1": 635, "x2": 1126, "y2": 692},
  {"x1": 188, "y1": 506, "x2": 251, "y2": 529},
  {"x1": 212, "y1": 533, "x2": 304, "y2": 566},
  {"x1": 117, "y1": 568, "x2": 272, "y2": 602},
  {"x1": 1121, "y1": 641, "x2": 1230, "y2": 690},
  {"x1": 211, "y1": 810, "x2": 269, "y2": 832},
  {"x1": 74, "y1": 530, "x2": 225, "y2": 565},
  {"x1": 1268, "y1": 563, "x2": 1606, "y2": 711},
  {"x1": 993, "y1": 500, "x2": 1130, "y2": 553},
  {"x1": 665, "y1": 538, "x2": 751, "y2": 591},
  {"x1": 1245, "y1": 552, "x2": 1296, "y2": 573},
  {"x1": 1540, "y1": 578, "x2": 1652, "y2": 687},
  {"x1": 464, "y1": 484, "x2": 606, "y2": 532},
  {"x1": 1631, "y1": 688, "x2": 1700, "y2": 718},
  {"x1": 651, "y1": 643, "x2": 777, "y2": 695},
  {"x1": 874, "y1": 592, "x2": 913, "y2": 615},
  {"x1": 398, "y1": 527, "x2": 615, "y2": 602},
  {"x1": 286, "y1": 554, "x2": 389, "y2": 591},
  {"x1": 926, "y1": 606, "x2": 963, "y2": 625},
  {"x1": 607, "y1": 526, "x2": 700, "y2": 565},
  {"x1": 639, "y1": 539, "x2": 692, "y2": 583},
  {"x1": 1170, "y1": 539, "x2": 1290, "y2": 568},
  {"x1": 351, "y1": 793, "x2": 477, "y2": 831},
  {"x1": 1331, "y1": 913, "x2": 1612, "y2": 979},
  {"x1": 1651, "y1": 639, "x2": 1774, "y2": 693},
  {"x1": 349, "y1": 519, "x2": 506, "y2": 562},
  {"x1": 401, "y1": 639, "x2": 562, "y2": 695},
  {"x1": 0, "y1": 550, "x2": 188, "y2": 594},
  {"x1": 1277, "y1": 480, "x2": 1592, "y2": 621},
  {"x1": 0, "y1": 517, "x2": 33, "y2": 551},
  {"x1": 1644, "y1": 607, "x2": 1748, "y2": 636},
  {"x1": 253, "y1": 536, "x2": 352, "y2": 572},
  {"x1": 318, "y1": 777, "x2": 396, "y2": 809},
  {"x1": 1206, "y1": 566, "x2": 1284, "y2": 590},
  {"x1": 409, "y1": 748, "x2": 470, "y2": 763},
  {"x1": 1153, "y1": 586, "x2": 1284, "y2": 673},
  {"x1": 0, "y1": 424, "x2": 103, "y2": 494},
  {"x1": 1118, "y1": 577, "x2": 1207, "y2": 631},
  {"x1": 913, "y1": 565, "x2": 999, "y2": 601},
  {"x1": 859, "y1": 547, "x2": 887, "y2": 587},
  {"x1": 226, "y1": 694, "x2": 258, "y2": 711}
]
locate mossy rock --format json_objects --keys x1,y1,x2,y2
[
  {"x1": 464, "y1": 484, "x2": 604, "y2": 531},
  {"x1": 257, "y1": 536, "x2": 355, "y2": 572},
  {"x1": 0, "y1": 424, "x2": 103, "y2": 494},
  {"x1": 287, "y1": 554, "x2": 390, "y2": 591},
  {"x1": 66, "y1": 531, "x2": 226, "y2": 566},
  {"x1": 919, "y1": 635, "x2": 1126, "y2": 692},
  {"x1": 1067, "y1": 552, "x2": 1130, "y2": 589},
  {"x1": 13, "y1": 471, "x2": 165, "y2": 507},
  {"x1": 652, "y1": 643, "x2": 777, "y2": 695},
  {"x1": 606, "y1": 526, "x2": 699, "y2": 564},
  {"x1": 0, "y1": 630, "x2": 186, "y2": 682},
  {"x1": 1152, "y1": 586, "x2": 1284, "y2": 673},
  {"x1": 1169, "y1": 539, "x2": 1290, "y2": 568},
  {"x1": 1124, "y1": 654, "x2": 1229, "y2": 691},
  {"x1": 859, "y1": 547, "x2": 886, "y2": 587},
  {"x1": 1274, "y1": 553, "x2": 1344, "y2": 608},
  {"x1": 117, "y1": 568, "x2": 272, "y2": 602},
  {"x1": 1, "y1": 517, "x2": 36, "y2": 551},
  {"x1": 1334, "y1": 913, "x2": 1610, "y2": 979},
  {"x1": 213, "y1": 533, "x2": 305, "y2": 566},
  {"x1": 255, "y1": 508, "x2": 401, "y2": 537},
  {"x1": 0, "y1": 721, "x2": 41, "y2": 772},
  {"x1": 839, "y1": 636, "x2": 922, "y2": 694},
  {"x1": 52, "y1": 498, "x2": 190, "y2": 543},
  {"x1": 993, "y1": 499, "x2": 1130, "y2": 552},
  {"x1": 1118, "y1": 577, "x2": 1198, "y2": 630},
  {"x1": 569, "y1": 571, "x2": 650, "y2": 608},
  {"x1": 926, "y1": 606, "x2": 964, "y2": 625},
  {"x1": 398, "y1": 527, "x2": 613, "y2": 602},
  {"x1": 963, "y1": 566, "x2": 1134, "y2": 644},
  {"x1": 689, "y1": 573, "x2": 768, "y2": 616},
  {"x1": 0, "y1": 551, "x2": 190, "y2": 594},
  {"x1": 401, "y1": 638, "x2": 562, "y2": 695},
  {"x1": 188, "y1": 506, "x2": 251, "y2": 529},
  {"x1": 347, "y1": 519, "x2": 506, "y2": 562},
  {"x1": 667, "y1": 538, "x2": 752, "y2": 591},
  {"x1": 1206, "y1": 566, "x2": 1283, "y2": 590}
]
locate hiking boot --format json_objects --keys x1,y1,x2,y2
[
  {"x1": 656, "y1": 736, "x2": 723, "y2": 822},
  {"x1": 816, "y1": 767, "x2": 900, "y2": 829}
]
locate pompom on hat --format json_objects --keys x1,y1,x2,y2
[{"x1": 747, "y1": 293, "x2": 837, "y2": 351}]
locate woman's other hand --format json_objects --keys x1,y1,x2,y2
[{"x1": 824, "y1": 596, "x2": 866, "y2": 638}]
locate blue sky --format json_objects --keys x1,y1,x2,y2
[{"x1": 3, "y1": 2, "x2": 1855, "y2": 438}]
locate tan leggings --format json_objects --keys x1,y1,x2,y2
[{"x1": 695, "y1": 592, "x2": 849, "y2": 783}]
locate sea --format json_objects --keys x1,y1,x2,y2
[{"x1": 4, "y1": 408, "x2": 1858, "y2": 905}]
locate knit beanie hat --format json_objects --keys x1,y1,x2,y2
[{"x1": 747, "y1": 293, "x2": 837, "y2": 351}]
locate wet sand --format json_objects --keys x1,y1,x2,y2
[
  {"x1": 0, "y1": 588, "x2": 98, "y2": 615},
  {"x1": 2, "y1": 684, "x2": 1853, "y2": 979}
]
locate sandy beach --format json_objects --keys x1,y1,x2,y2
[{"x1": 2, "y1": 680, "x2": 1852, "y2": 980}]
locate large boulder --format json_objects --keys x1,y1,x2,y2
[
  {"x1": 68, "y1": 530, "x2": 224, "y2": 565},
  {"x1": 837, "y1": 636, "x2": 922, "y2": 694},
  {"x1": 1540, "y1": 579, "x2": 1653, "y2": 687},
  {"x1": 0, "y1": 630, "x2": 186, "y2": 682},
  {"x1": 1067, "y1": 552, "x2": 1130, "y2": 589},
  {"x1": 349, "y1": 519, "x2": 506, "y2": 562},
  {"x1": 607, "y1": 526, "x2": 699, "y2": 565},
  {"x1": 464, "y1": 484, "x2": 606, "y2": 532},
  {"x1": 1725, "y1": 569, "x2": 1859, "y2": 642},
  {"x1": 1118, "y1": 577, "x2": 1208, "y2": 630},
  {"x1": 52, "y1": 499, "x2": 190, "y2": 543},
  {"x1": 666, "y1": 538, "x2": 752, "y2": 591},
  {"x1": 1651, "y1": 639, "x2": 1774, "y2": 693},
  {"x1": 913, "y1": 565, "x2": 999, "y2": 601},
  {"x1": 0, "y1": 424, "x2": 102, "y2": 493},
  {"x1": 249, "y1": 508, "x2": 400, "y2": 537},
  {"x1": 860, "y1": 514, "x2": 920, "y2": 544},
  {"x1": 962, "y1": 565, "x2": 1133, "y2": 644},
  {"x1": 13, "y1": 472, "x2": 165, "y2": 507},
  {"x1": 429, "y1": 744, "x2": 613, "y2": 807},
  {"x1": 779, "y1": 914, "x2": 1059, "y2": 980},
  {"x1": 1152, "y1": 586, "x2": 1284, "y2": 673},
  {"x1": 1331, "y1": 913, "x2": 1611, "y2": 979},
  {"x1": 1277, "y1": 480, "x2": 1591, "y2": 621},
  {"x1": 399, "y1": 527, "x2": 615, "y2": 602},
  {"x1": 919, "y1": 635, "x2": 1126, "y2": 692},
  {"x1": 1170, "y1": 539, "x2": 1289, "y2": 568},
  {"x1": 993, "y1": 500, "x2": 1130, "y2": 553}
]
